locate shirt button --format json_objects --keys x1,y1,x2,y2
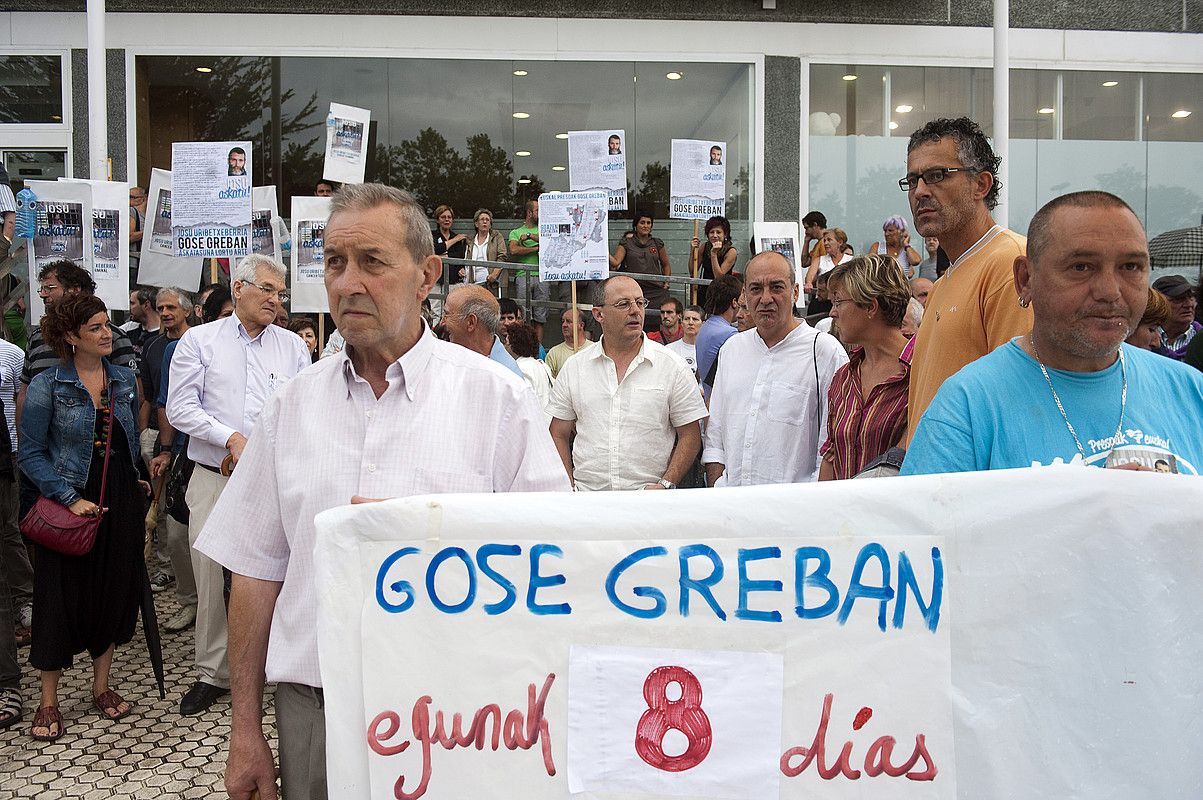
[
  {"x1": 367, "y1": 463, "x2": 377, "y2": 473},
  {"x1": 366, "y1": 410, "x2": 374, "y2": 419}
]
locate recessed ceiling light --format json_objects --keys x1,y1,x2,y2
[
  {"x1": 195, "y1": 67, "x2": 212, "y2": 74},
  {"x1": 666, "y1": 72, "x2": 682, "y2": 80},
  {"x1": 1038, "y1": 107, "x2": 1055, "y2": 115},
  {"x1": 889, "y1": 121, "x2": 899, "y2": 130},
  {"x1": 895, "y1": 104, "x2": 913, "y2": 113},
  {"x1": 50, "y1": 114, "x2": 62, "y2": 121},
  {"x1": 552, "y1": 165, "x2": 566, "y2": 171},
  {"x1": 512, "y1": 112, "x2": 530, "y2": 119},
  {"x1": 842, "y1": 74, "x2": 857, "y2": 81},
  {"x1": 1172, "y1": 110, "x2": 1192, "y2": 119},
  {"x1": 517, "y1": 178, "x2": 532, "y2": 185},
  {"x1": 513, "y1": 70, "x2": 528, "y2": 76},
  {"x1": 515, "y1": 150, "x2": 531, "y2": 157},
  {"x1": 555, "y1": 133, "x2": 569, "y2": 140},
  {"x1": 1102, "y1": 80, "x2": 1118, "y2": 87}
]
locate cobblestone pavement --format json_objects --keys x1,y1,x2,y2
[{"x1": 0, "y1": 589, "x2": 279, "y2": 799}]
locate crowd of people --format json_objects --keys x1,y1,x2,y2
[{"x1": 1, "y1": 115, "x2": 1202, "y2": 800}]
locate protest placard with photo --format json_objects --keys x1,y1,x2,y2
[
  {"x1": 324, "y1": 102, "x2": 371, "y2": 185},
  {"x1": 290, "y1": 196, "x2": 332, "y2": 313},
  {"x1": 25, "y1": 179, "x2": 92, "y2": 322},
  {"x1": 170, "y1": 140, "x2": 253, "y2": 258},
  {"x1": 669, "y1": 139, "x2": 726, "y2": 220},
  {"x1": 753, "y1": 221, "x2": 803, "y2": 285},
  {"x1": 567, "y1": 130, "x2": 628, "y2": 211},
  {"x1": 537, "y1": 191, "x2": 609, "y2": 282},
  {"x1": 138, "y1": 168, "x2": 204, "y2": 290},
  {"x1": 251, "y1": 186, "x2": 284, "y2": 259},
  {"x1": 55, "y1": 179, "x2": 130, "y2": 312}
]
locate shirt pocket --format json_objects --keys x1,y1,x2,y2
[
  {"x1": 628, "y1": 387, "x2": 670, "y2": 433},
  {"x1": 411, "y1": 468, "x2": 494, "y2": 495},
  {"x1": 765, "y1": 381, "x2": 814, "y2": 427}
]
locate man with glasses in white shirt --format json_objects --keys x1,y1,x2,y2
[
  {"x1": 549, "y1": 275, "x2": 707, "y2": 491},
  {"x1": 900, "y1": 117, "x2": 1031, "y2": 439},
  {"x1": 195, "y1": 184, "x2": 567, "y2": 800},
  {"x1": 166, "y1": 253, "x2": 310, "y2": 718}
]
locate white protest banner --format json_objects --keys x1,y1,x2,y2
[
  {"x1": 170, "y1": 141, "x2": 252, "y2": 258},
  {"x1": 537, "y1": 191, "x2": 609, "y2": 282},
  {"x1": 324, "y1": 103, "x2": 371, "y2": 185},
  {"x1": 25, "y1": 179, "x2": 92, "y2": 322},
  {"x1": 753, "y1": 221, "x2": 803, "y2": 285},
  {"x1": 57, "y1": 178, "x2": 129, "y2": 311},
  {"x1": 567, "y1": 130, "x2": 627, "y2": 211},
  {"x1": 316, "y1": 467, "x2": 1203, "y2": 799},
  {"x1": 669, "y1": 139, "x2": 726, "y2": 221},
  {"x1": 138, "y1": 168, "x2": 203, "y2": 290},
  {"x1": 290, "y1": 196, "x2": 331, "y2": 313}
]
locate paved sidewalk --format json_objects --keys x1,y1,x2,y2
[{"x1": 0, "y1": 590, "x2": 279, "y2": 799}]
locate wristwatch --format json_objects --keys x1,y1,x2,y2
[{"x1": 657, "y1": 479, "x2": 676, "y2": 490}]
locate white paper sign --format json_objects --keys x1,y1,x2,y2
[
  {"x1": 251, "y1": 186, "x2": 283, "y2": 260},
  {"x1": 290, "y1": 196, "x2": 331, "y2": 313},
  {"x1": 25, "y1": 179, "x2": 92, "y2": 322},
  {"x1": 537, "y1": 191, "x2": 609, "y2": 282},
  {"x1": 170, "y1": 141, "x2": 253, "y2": 257},
  {"x1": 669, "y1": 139, "x2": 726, "y2": 220},
  {"x1": 567, "y1": 130, "x2": 628, "y2": 211},
  {"x1": 55, "y1": 179, "x2": 130, "y2": 313},
  {"x1": 324, "y1": 103, "x2": 371, "y2": 185},
  {"x1": 137, "y1": 168, "x2": 204, "y2": 290},
  {"x1": 753, "y1": 222, "x2": 803, "y2": 285},
  {"x1": 317, "y1": 468, "x2": 1203, "y2": 799}
]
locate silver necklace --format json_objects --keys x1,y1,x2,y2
[{"x1": 1030, "y1": 336, "x2": 1126, "y2": 461}]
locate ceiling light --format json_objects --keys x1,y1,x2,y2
[
  {"x1": 1102, "y1": 80, "x2": 1118, "y2": 87},
  {"x1": 1038, "y1": 107, "x2": 1055, "y2": 115},
  {"x1": 895, "y1": 104, "x2": 913, "y2": 113},
  {"x1": 549, "y1": 190, "x2": 561, "y2": 194},
  {"x1": 555, "y1": 133, "x2": 569, "y2": 140},
  {"x1": 512, "y1": 112, "x2": 530, "y2": 119},
  {"x1": 50, "y1": 114, "x2": 62, "y2": 121},
  {"x1": 515, "y1": 150, "x2": 531, "y2": 156},
  {"x1": 552, "y1": 165, "x2": 566, "y2": 171},
  {"x1": 517, "y1": 178, "x2": 532, "y2": 185},
  {"x1": 666, "y1": 72, "x2": 682, "y2": 80},
  {"x1": 1172, "y1": 110, "x2": 1192, "y2": 119},
  {"x1": 842, "y1": 74, "x2": 857, "y2": 81},
  {"x1": 513, "y1": 70, "x2": 528, "y2": 76},
  {"x1": 889, "y1": 121, "x2": 899, "y2": 130},
  {"x1": 195, "y1": 67, "x2": 212, "y2": 74}
]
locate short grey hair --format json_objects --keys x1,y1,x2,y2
[
  {"x1": 905, "y1": 297, "x2": 924, "y2": 328},
  {"x1": 232, "y1": 253, "x2": 286, "y2": 286},
  {"x1": 155, "y1": 286, "x2": 192, "y2": 308},
  {"x1": 329, "y1": 183, "x2": 434, "y2": 265},
  {"x1": 448, "y1": 284, "x2": 501, "y2": 335}
]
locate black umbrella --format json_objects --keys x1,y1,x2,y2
[
  {"x1": 1149, "y1": 225, "x2": 1203, "y2": 273},
  {"x1": 138, "y1": 564, "x2": 166, "y2": 699}
]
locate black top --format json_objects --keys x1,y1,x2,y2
[{"x1": 434, "y1": 230, "x2": 468, "y2": 284}]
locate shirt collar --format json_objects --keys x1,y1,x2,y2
[
  {"x1": 339, "y1": 321, "x2": 435, "y2": 402},
  {"x1": 590, "y1": 334, "x2": 653, "y2": 364}
]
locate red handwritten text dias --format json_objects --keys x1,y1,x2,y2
[
  {"x1": 780, "y1": 693, "x2": 938, "y2": 782},
  {"x1": 634, "y1": 666, "x2": 713, "y2": 772},
  {"x1": 367, "y1": 673, "x2": 557, "y2": 799}
]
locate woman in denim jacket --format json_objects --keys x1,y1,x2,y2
[{"x1": 18, "y1": 295, "x2": 147, "y2": 740}]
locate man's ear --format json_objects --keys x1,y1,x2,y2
[
  {"x1": 1013, "y1": 255, "x2": 1033, "y2": 307},
  {"x1": 973, "y1": 170, "x2": 994, "y2": 204}
]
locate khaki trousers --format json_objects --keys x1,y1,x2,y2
[
  {"x1": 185, "y1": 466, "x2": 230, "y2": 688},
  {"x1": 275, "y1": 682, "x2": 328, "y2": 800}
]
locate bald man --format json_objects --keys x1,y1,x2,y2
[{"x1": 443, "y1": 283, "x2": 523, "y2": 377}]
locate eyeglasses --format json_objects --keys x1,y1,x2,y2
[
  {"x1": 37, "y1": 283, "x2": 59, "y2": 295},
  {"x1": 898, "y1": 167, "x2": 969, "y2": 192},
  {"x1": 244, "y1": 281, "x2": 289, "y2": 302},
  {"x1": 830, "y1": 298, "x2": 858, "y2": 309},
  {"x1": 606, "y1": 298, "x2": 649, "y2": 311}
]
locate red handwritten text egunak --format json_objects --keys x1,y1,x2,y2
[{"x1": 367, "y1": 672, "x2": 557, "y2": 799}]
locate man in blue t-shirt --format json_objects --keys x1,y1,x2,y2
[
  {"x1": 904, "y1": 190, "x2": 1203, "y2": 476},
  {"x1": 696, "y1": 273, "x2": 743, "y2": 401}
]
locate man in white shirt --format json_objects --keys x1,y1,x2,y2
[
  {"x1": 195, "y1": 184, "x2": 568, "y2": 800},
  {"x1": 0, "y1": 338, "x2": 30, "y2": 628},
  {"x1": 703, "y1": 251, "x2": 848, "y2": 486},
  {"x1": 665, "y1": 304, "x2": 702, "y2": 374},
  {"x1": 549, "y1": 275, "x2": 707, "y2": 491},
  {"x1": 166, "y1": 253, "x2": 311, "y2": 717}
]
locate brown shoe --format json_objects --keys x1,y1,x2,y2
[{"x1": 31, "y1": 705, "x2": 63, "y2": 741}]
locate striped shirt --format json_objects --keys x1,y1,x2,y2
[
  {"x1": 0, "y1": 338, "x2": 22, "y2": 452},
  {"x1": 820, "y1": 345, "x2": 911, "y2": 480},
  {"x1": 21, "y1": 323, "x2": 139, "y2": 386}
]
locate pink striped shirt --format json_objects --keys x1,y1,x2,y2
[{"x1": 820, "y1": 345, "x2": 911, "y2": 479}]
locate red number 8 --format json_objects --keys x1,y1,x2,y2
[{"x1": 635, "y1": 665, "x2": 712, "y2": 772}]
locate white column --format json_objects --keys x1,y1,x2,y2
[
  {"x1": 87, "y1": 0, "x2": 108, "y2": 180},
  {"x1": 992, "y1": 0, "x2": 1009, "y2": 228}
]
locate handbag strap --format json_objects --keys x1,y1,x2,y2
[{"x1": 95, "y1": 393, "x2": 116, "y2": 511}]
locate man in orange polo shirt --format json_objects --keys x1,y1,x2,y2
[{"x1": 901, "y1": 117, "x2": 1031, "y2": 440}]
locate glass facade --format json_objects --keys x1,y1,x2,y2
[
  {"x1": 0, "y1": 55, "x2": 63, "y2": 124},
  {"x1": 810, "y1": 65, "x2": 1203, "y2": 250}
]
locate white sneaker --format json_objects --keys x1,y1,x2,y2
[
  {"x1": 16, "y1": 602, "x2": 32, "y2": 629},
  {"x1": 163, "y1": 605, "x2": 197, "y2": 632}
]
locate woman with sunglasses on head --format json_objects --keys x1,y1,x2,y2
[{"x1": 19, "y1": 295, "x2": 149, "y2": 740}]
